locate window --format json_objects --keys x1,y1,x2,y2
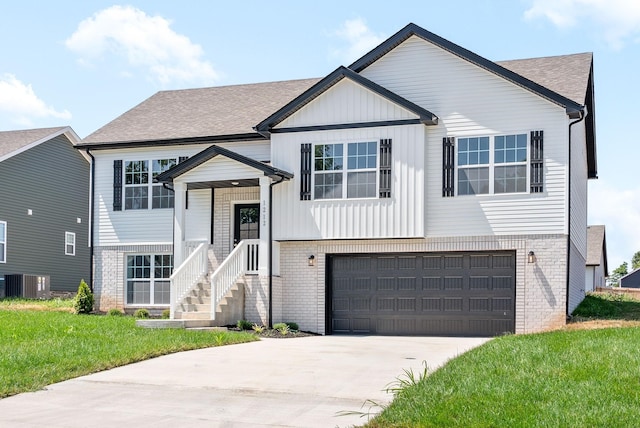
[
  {"x1": 313, "y1": 142, "x2": 377, "y2": 200},
  {"x1": 126, "y1": 254, "x2": 173, "y2": 305},
  {"x1": 0, "y1": 221, "x2": 5, "y2": 263},
  {"x1": 457, "y1": 134, "x2": 528, "y2": 195},
  {"x1": 124, "y1": 158, "x2": 176, "y2": 210},
  {"x1": 65, "y1": 232, "x2": 75, "y2": 256}
]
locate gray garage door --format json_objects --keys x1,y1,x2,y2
[{"x1": 329, "y1": 251, "x2": 515, "y2": 336}]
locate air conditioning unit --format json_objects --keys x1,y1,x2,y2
[{"x1": 4, "y1": 274, "x2": 50, "y2": 299}]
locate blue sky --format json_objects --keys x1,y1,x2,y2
[{"x1": 1, "y1": 0, "x2": 638, "y2": 270}]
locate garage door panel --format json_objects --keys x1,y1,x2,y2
[{"x1": 330, "y1": 251, "x2": 516, "y2": 336}]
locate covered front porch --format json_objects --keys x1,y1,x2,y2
[{"x1": 154, "y1": 144, "x2": 292, "y2": 325}]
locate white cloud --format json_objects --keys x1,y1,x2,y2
[
  {"x1": 0, "y1": 74, "x2": 71, "y2": 126},
  {"x1": 329, "y1": 18, "x2": 386, "y2": 63},
  {"x1": 525, "y1": 0, "x2": 640, "y2": 49},
  {"x1": 65, "y1": 5, "x2": 219, "y2": 86},
  {"x1": 588, "y1": 180, "x2": 640, "y2": 269}
]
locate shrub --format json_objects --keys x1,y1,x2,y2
[
  {"x1": 273, "y1": 322, "x2": 290, "y2": 335},
  {"x1": 133, "y1": 308, "x2": 150, "y2": 319},
  {"x1": 252, "y1": 323, "x2": 265, "y2": 333},
  {"x1": 237, "y1": 319, "x2": 252, "y2": 330},
  {"x1": 285, "y1": 322, "x2": 299, "y2": 331},
  {"x1": 73, "y1": 280, "x2": 93, "y2": 314},
  {"x1": 161, "y1": 309, "x2": 171, "y2": 319},
  {"x1": 107, "y1": 308, "x2": 123, "y2": 316}
]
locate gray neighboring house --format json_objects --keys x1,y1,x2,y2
[
  {"x1": 585, "y1": 225, "x2": 608, "y2": 291},
  {"x1": 620, "y1": 269, "x2": 640, "y2": 288},
  {"x1": 0, "y1": 127, "x2": 90, "y2": 297}
]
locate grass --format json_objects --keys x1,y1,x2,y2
[
  {"x1": 0, "y1": 301, "x2": 257, "y2": 398},
  {"x1": 364, "y1": 292, "x2": 640, "y2": 427}
]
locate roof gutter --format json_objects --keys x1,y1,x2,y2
[{"x1": 566, "y1": 107, "x2": 586, "y2": 319}]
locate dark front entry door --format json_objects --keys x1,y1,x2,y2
[{"x1": 234, "y1": 204, "x2": 260, "y2": 246}]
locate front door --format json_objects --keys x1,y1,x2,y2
[{"x1": 234, "y1": 204, "x2": 260, "y2": 246}]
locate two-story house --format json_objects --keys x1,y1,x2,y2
[
  {"x1": 0, "y1": 127, "x2": 90, "y2": 297},
  {"x1": 78, "y1": 23, "x2": 597, "y2": 336}
]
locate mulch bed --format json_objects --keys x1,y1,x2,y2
[{"x1": 228, "y1": 327, "x2": 317, "y2": 338}]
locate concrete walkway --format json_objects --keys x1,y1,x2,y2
[{"x1": 0, "y1": 335, "x2": 489, "y2": 427}]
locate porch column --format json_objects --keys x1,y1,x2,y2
[
  {"x1": 258, "y1": 176, "x2": 271, "y2": 275},
  {"x1": 173, "y1": 181, "x2": 187, "y2": 266}
]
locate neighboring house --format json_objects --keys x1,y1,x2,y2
[
  {"x1": 620, "y1": 269, "x2": 640, "y2": 288},
  {"x1": 78, "y1": 23, "x2": 597, "y2": 336},
  {"x1": 585, "y1": 225, "x2": 608, "y2": 291},
  {"x1": 0, "y1": 127, "x2": 90, "y2": 297}
]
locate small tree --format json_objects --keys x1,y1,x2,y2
[
  {"x1": 609, "y1": 262, "x2": 629, "y2": 287},
  {"x1": 74, "y1": 279, "x2": 94, "y2": 314},
  {"x1": 632, "y1": 251, "x2": 640, "y2": 271}
]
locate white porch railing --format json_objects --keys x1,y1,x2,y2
[
  {"x1": 210, "y1": 239, "x2": 259, "y2": 320},
  {"x1": 169, "y1": 241, "x2": 208, "y2": 319}
]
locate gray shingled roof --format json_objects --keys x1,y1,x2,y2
[
  {"x1": 0, "y1": 127, "x2": 71, "y2": 159},
  {"x1": 80, "y1": 52, "x2": 593, "y2": 147},
  {"x1": 81, "y1": 78, "x2": 321, "y2": 146},
  {"x1": 497, "y1": 52, "x2": 592, "y2": 105},
  {"x1": 586, "y1": 225, "x2": 607, "y2": 271}
]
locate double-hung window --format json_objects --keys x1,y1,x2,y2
[
  {"x1": 457, "y1": 134, "x2": 528, "y2": 195},
  {"x1": 126, "y1": 254, "x2": 173, "y2": 305},
  {"x1": 313, "y1": 141, "x2": 378, "y2": 200},
  {"x1": 65, "y1": 232, "x2": 75, "y2": 256},
  {"x1": 0, "y1": 221, "x2": 6, "y2": 263},
  {"x1": 124, "y1": 158, "x2": 176, "y2": 210}
]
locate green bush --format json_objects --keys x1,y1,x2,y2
[
  {"x1": 285, "y1": 322, "x2": 299, "y2": 331},
  {"x1": 73, "y1": 280, "x2": 93, "y2": 314},
  {"x1": 133, "y1": 308, "x2": 150, "y2": 319},
  {"x1": 161, "y1": 309, "x2": 171, "y2": 319},
  {"x1": 237, "y1": 319, "x2": 252, "y2": 330},
  {"x1": 273, "y1": 322, "x2": 290, "y2": 335},
  {"x1": 107, "y1": 308, "x2": 123, "y2": 316}
]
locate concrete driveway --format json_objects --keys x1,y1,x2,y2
[{"x1": 0, "y1": 335, "x2": 489, "y2": 427}]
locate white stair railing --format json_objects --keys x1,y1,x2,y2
[
  {"x1": 170, "y1": 241, "x2": 208, "y2": 319},
  {"x1": 210, "y1": 239, "x2": 260, "y2": 320}
]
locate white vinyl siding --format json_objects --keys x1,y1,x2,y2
[
  {"x1": 358, "y1": 35, "x2": 568, "y2": 237},
  {"x1": 271, "y1": 124, "x2": 425, "y2": 240},
  {"x1": 0, "y1": 221, "x2": 5, "y2": 263},
  {"x1": 65, "y1": 232, "x2": 76, "y2": 256},
  {"x1": 278, "y1": 78, "x2": 419, "y2": 128},
  {"x1": 185, "y1": 189, "x2": 211, "y2": 242},
  {"x1": 93, "y1": 141, "x2": 269, "y2": 246}
]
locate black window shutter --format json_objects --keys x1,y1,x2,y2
[
  {"x1": 442, "y1": 137, "x2": 455, "y2": 197},
  {"x1": 379, "y1": 139, "x2": 392, "y2": 198},
  {"x1": 530, "y1": 131, "x2": 544, "y2": 193},
  {"x1": 300, "y1": 143, "x2": 312, "y2": 200},
  {"x1": 113, "y1": 160, "x2": 123, "y2": 211}
]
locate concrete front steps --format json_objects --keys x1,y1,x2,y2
[{"x1": 137, "y1": 279, "x2": 245, "y2": 329}]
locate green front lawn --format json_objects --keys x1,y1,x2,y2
[
  {"x1": 0, "y1": 307, "x2": 257, "y2": 398},
  {"x1": 366, "y1": 292, "x2": 640, "y2": 427}
]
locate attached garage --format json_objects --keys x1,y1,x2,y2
[{"x1": 328, "y1": 251, "x2": 516, "y2": 336}]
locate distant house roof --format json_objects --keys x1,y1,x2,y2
[
  {"x1": 0, "y1": 126, "x2": 79, "y2": 162},
  {"x1": 586, "y1": 225, "x2": 608, "y2": 275},
  {"x1": 78, "y1": 78, "x2": 321, "y2": 148}
]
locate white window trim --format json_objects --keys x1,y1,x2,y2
[
  {"x1": 125, "y1": 253, "x2": 173, "y2": 307},
  {"x1": 0, "y1": 221, "x2": 6, "y2": 263},
  {"x1": 312, "y1": 141, "x2": 379, "y2": 201},
  {"x1": 123, "y1": 158, "x2": 176, "y2": 210},
  {"x1": 65, "y1": 232, "x2": 76, "y2": 256},
  {"x1": 456, "y1": 133, "x2": 529, "y2": 196}
]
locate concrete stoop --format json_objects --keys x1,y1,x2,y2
[{"x1": 139, "y1": 279, "x2": 245, "y2": 329}]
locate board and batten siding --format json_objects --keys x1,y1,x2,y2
[
  {"x1": 271, "y1": 124, "x2": 425, "y2": 240},
  {"x1": 0, "y1": 134, "x2": 90, "y2": 291},
  {"x1": 92, "y1": 140, "x2": 269, "y2": 246},
  {"x1": 359, "y1": 35, "x2": 570, "y2": 237},
  {"x1": 278, "y1": 78, "x2": 419, "y2": 128}
]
